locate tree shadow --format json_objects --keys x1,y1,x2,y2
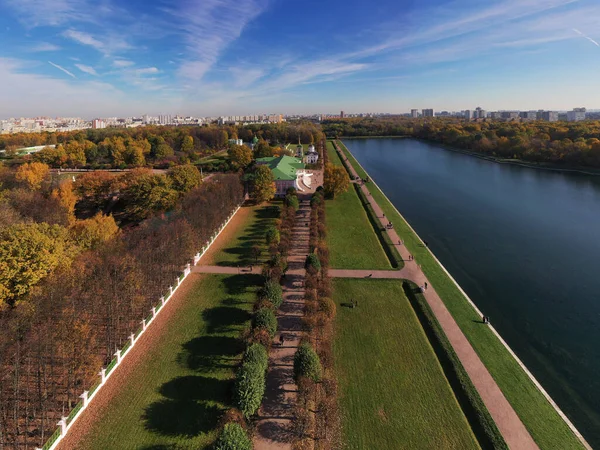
[
  {"x1": 202, "y1": 306, "x2": 251, "y2": 333},
  {"x1": 178, "y1": 335, "x2": 245, "y2": 371},
  {"x1": 159, "y1": 375, "x2": 230, "y2": 403},
  {"x1": 143, "y1": 399, "x2": 221, "y2": 437},
  {"x1": 221, "y1": 274, "x2": 262, "y2": 295}
]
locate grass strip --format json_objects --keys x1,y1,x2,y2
[
  {"x1": 402, "y1": 281, "x2": 507, "y2": 450},
  {"x1": 336, "y1": 139, "x2": 585, "y2": 450}
]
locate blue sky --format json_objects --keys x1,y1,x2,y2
[{"x1": 1, "y1": 0, "x2": 600, "y2": 118}]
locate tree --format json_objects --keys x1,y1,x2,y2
[
  {"x1": 123, "y1": 173, "x2": 179, "y2": 221},
  {"x1": 251, "y1": 245, "x2": 262, "y2": 263},
  {"x1": 294, "y1": 343, "x2": 322, "y2": 382},
  {"x1": 180, "y1": 135, "x2": 195, "y2": 153},
  {"x1": 168, "y1": 165, "x2": 202, "y2": 192},
  {"x1": 305, "y1": 253, "x2": 321, "y2": 271},
  {"x1": 252, "y1": 165, "x2": 276, "y2": 203},
  {"x1": 50, "y1": 182, "x2": 77, "y2": 224},
  {"x1": 15, "y1": 162, "x2": 50, "y2": 190},
  {"x1": 214, "y1": 423, "x2": 252, "y2": 450},
  {"x1": 0, "y1": 223, "x2": 76, "y2": 307},
  {"x1": 265, "y1": 226, "x2": 280, "y2": 246},
  {"x1": 254, "y1": 140, "x2": 274, "y2": 158},
  {"x1": 324, "y1": 162, "x2": 349, "y2": 198},
  {"x1": 229, "y1": 144, "x2": 253, "y2": 169},
  {"x1": 69, "y1": 214, "x2": 120, "y2": 249},
  {"x1": 253, "y1": 308, "x2": 277, "y2": 337}
]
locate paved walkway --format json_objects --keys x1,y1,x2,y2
[
  {"x1": 333, "y1": 141, "x2": 538, "y2": 449},
  {"x1": 253, "y1": 199, "x2": 312, "y2": 450}
]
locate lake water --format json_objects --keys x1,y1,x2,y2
[{"x1": 344, "y1": 138, "x2": 600, "y2": 447}]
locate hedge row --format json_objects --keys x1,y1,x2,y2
[
  {"x1": 294, "y1": 343, "x2": 322, "y2": 382},
  {"x1": 234, "y1": 343, "x2": 269, "y2": 418},
  {"x1": 214, "y1": 422, "x2": 252, "y2": 450},
  {"x1": 402, "y1": 281, "x2": 508, "y2": 450}
]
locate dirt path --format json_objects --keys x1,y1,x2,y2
[
  {"x1": 254, "y1": 199, "x2": 311, "y2": 450},
  {"x1": 58, "y1": 206, "x2": 245, "y2": 450},
  {"x1": 334, "y1": 142, "x2": 538, "y2": 450}
]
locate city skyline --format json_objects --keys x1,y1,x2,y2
[{"x1": 1, "y1": 0, "x2": 600, "y2": 117}]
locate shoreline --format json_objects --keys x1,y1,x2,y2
[
  {"x1": 339, "y1": 136, "x2": 600, "y2": 176},
  {"x1": 337, "y1": 139, "x2": 592, "y2": 450}
]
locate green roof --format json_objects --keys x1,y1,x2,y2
[{"x1": 256, "y1": 155, "x2": 305, "y2": 181}]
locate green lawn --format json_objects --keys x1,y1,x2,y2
[
  {"x1": 79, "y1": 274, "x2": 261, "y2": 450},
  {"x1": 325, "y1": 142, "x2": 392, "y2": 270},
  {"x1": 333, "y1": 278, "x2": 479, "y2": 450},
  {"x1": 336, "y1": 140, "x2": 585, "y2": 450},
  {"x1": 211, "y1": 204, "x2": 279, "y2": 267}
]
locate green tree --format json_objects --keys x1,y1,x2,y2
[
  {"x1": 229, "y1": 144, "x2": 253, "y2": 169},
  {"x1": 254, "y1": 140, "x2": 274, "y2": 158},
  {"x1": 265, "y1": 226, "x2": 280, "y2": 246},
  {"x1": 0, "y1": 223, "x2": 76, "y2": 307},
  {"x1": 262, "y1": 280, "x2": 283, "y2": 308},
  {"x1": 123, "y1": 173, "x2": 179, "y2": 221},
  {"x1": 294, "y1": 343, "x2": 322, "y2": 382},
  {"x1": 180, "y1": 135, "x2": 195, "y2": 153},
  {"x1": 324, "y1": 162, "x2": 349, "y2": 198},
  {"x1": 214, "y1": 423, "x2": 252, "y2": 450},
  {"x1": 168, "y1": 164, "x2": 202, "y2": 192},
  {"x1": 253, "y1": 307, "x2": 277, "y2": 337},
  {"x1": 234, "y1": 363, "x2": 266, "y2": 418},
  {"x1": 252, "y1": 165, "x2": 276, "y2": 203}
]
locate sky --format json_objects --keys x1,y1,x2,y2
[{"x1": 1, "y1": 0, "x2": 600, "y2": 118}]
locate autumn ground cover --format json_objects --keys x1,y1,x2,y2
[
  {"x1": 336, "y1": 140, "x2": 584, "y2": 450},
  {"x1": 324, "y1": 141, "x2": 391, "y2": 270},
  {"x1": 211, "y1": 203, "x2": 279, "y2": 267},
  {"x1": 74, "y1": 274, "x2": 261, "y2": 450},
  {"x1": 333, "y1": 278, "x2": 479, "y2": 449}
]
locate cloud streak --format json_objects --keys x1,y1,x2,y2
[
  {"x1": 48, "y1": 61, "x2": 76, "y2": 78},
  {"x1": 75, "y1": 64, "x2": 98, "y2": 75}
]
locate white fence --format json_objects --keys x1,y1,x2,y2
[{"x1": 38, "y1": 204, "x2": 241, "y2": 450}]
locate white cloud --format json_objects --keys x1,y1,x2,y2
[
  {"x1": 62, "y1": 29, "x2": 131, "y2": 55},
  {"x1": 30, "y1": 43, "x2": 61, "y2": 52},
  {"x1": 113, "y1": 59, "x2": 134, "y2": 68},
  {"x1": 48, "y1": 61, "x2": 76, "y2": 78},
  {"x1": 135, "y1": 67, "x2": 159, "y2": 75},
  {"x1": 75, "y1": 64, "x2": 98, "y2": 76},
  {"x1": 63, "y1": 29, "x2": 104, "y2": 51},
  {"x1": 3, "y1": 0, "x2": 94, "y2": 27}
]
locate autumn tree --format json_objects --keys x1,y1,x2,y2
[
  {"x1": 15, "y1": 162, "x2": 50, "y2": 190},
  {"x1": 229, "y1": 144, "x2": 253, "y2": 169},
  {"x1": 324, "y1": 162, "x2": 349, "y2": 198},
  {"x1": 168, "y1": 164, "x2": 202, "y2": 192},
  {"x1": 0, "y1": 223, "x2": 76, "y2": 307},
  {"x1": 122, "y1": 173, "x2": 178, "y2": 221},
  {"x1": 69, "y1": 214, "x2": 120, "y2": 249},
  {"x1": 50, "y1": 182, "x2": 78, "y2": 224},
  {"x1": 254, "y1": 140, "x2": 274, "y2": 158},
  {"x1": 252, "y1": 165, "x2": 276, "y2": 203},
  {"x1": 180, "y1": 135, "x2": 195, "y2": 153}
]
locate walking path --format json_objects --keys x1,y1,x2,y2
[
  {"x1": 334, "y1": 142, "x2": 538, "y2": 449},
  {"x1": 253, "y1": 199, "x2": 311, "y2": 450}
]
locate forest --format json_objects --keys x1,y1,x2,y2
[
  {"x1": 0, "y1": 161, "x2": 245, "y2": 448},
  {"x1": 0, "y1": 122, "x2": 324, "y2": 170},
  {"x1": 323, "y1": 118, "x2": 600, "y2": 168}
]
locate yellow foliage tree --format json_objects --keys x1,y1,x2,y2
[
  {"x1": 69, "y1": 214, "x2": 120, "y2": 250},
  {"x1": 229, "y1": 144, "x2": 253, "y2": 169},
  {"x1": 324, "y1": 162, "x2": 349, "y2": 198},
  {"x1": 252, "y1": 165, "x2": 276, "y2": 203},
  {"x1": 51, "y1": 182, "x2": 78, "y2": 224},
  {"x1": 15, "y1": 162, "x2": 50, "y2": 190}
]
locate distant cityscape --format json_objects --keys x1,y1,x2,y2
[{"x1": 1, "y1": 107, "x2": 599, "y2": 135}]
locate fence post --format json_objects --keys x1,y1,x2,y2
[
  {"x1": 169, "y1": 285, "x2": 173, "y2": 296},
  {"x1": 80, "y1": 390, "x2": 89, "y2": 407},
  {"x1": 130, "y1": 333, "x2": 135, "y2": 347},
  {"x1": 99, "y1": 368, "x2": 106, "y2": 384},
  {"x1": 187, "y1": 263, "x2": 191, "y2": 274},
  {"x1": 142, "y1": 318, "x2": 147, "y2": 331},
  {"x1": 161, "y1": 296, "x2": 165, "y2": 306},
  {"x1": 114, "y1": 349, "x2": 121, "y2": 364},
  {"x1": 58, "y1": 417, "x2": 67, "y2": 436}
]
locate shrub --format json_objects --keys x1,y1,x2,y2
[
  {"x1": 214, "y1": 422, "x2": 252, "y2": 450},
  {"x1": 265, "y1": 226, "x2": 280, "y2": 246},
  {"x1": 285, "y1": 194, "x2": 299, "y2": 211},
  {"x1": 294, "y1": 343, "x2": 322, "y2": 382},
  {"x1": 244, "y1": 343, "x2": 268, "y2": 373},
  {"x1": 234, "y1": 363, "x2": 266, "y2": 418},
  {"x1": 253, "y1": 308, "x2": 277, "y2": 337},
  {"x1": 318, "y1": 297, "x2": 336, "y2": 320},
  {"x1": 305, "y1": 253, "x2": 321, "y2": 271},
  {"x1": 249, "y1": 327, "x2": 272, "y2": 347},
  {"x1": 262, "y1": 279, "x2": 283, "y2": 308},
  {"x1": 286, "y1": 187, "x2": 297, "y2": 196}
]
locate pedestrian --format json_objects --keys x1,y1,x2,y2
[
  {"x1": 279, "y1": 334, "x2": 285, "y2": 345},
  {"x1": 424, "y1": 282, "x2": 428, "y2": 290}
]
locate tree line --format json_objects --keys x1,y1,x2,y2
[
  {"x1": 1, "y1": 122, "x2": 325, "y2": 170},
  {"x1": 323, "y1": 118, "x2": 600, "y2": 168},
  {"x1": 0, "y1": 167, "x2": 244, "y2": 448}
]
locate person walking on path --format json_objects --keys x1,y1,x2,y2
[
  {"x1": 424, "y1": 282, "x2": 428, "y2": 290},
  {"x1": 279, "y1": 334, "x2": 285, "y2": 346}
]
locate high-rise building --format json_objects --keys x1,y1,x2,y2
[
  {"x1": 567, "y1": 108, "x2": 586, "y2": 122},
  {"x1": 520, "y1": 111, "x2": 537, "y2": 121},
  {"x1": 464, "y1": 110, "x2": 472, "y2": 120},
  {"x1": 422, "y1": 109, "x2": 434, "y2": 117},
  {"x1": 411, "y1": 109, "x2": 418, "y2": 118},
  {"x1": 92, "y1": 119, "x2": 106, "y2": 129},
  {"x1": 474, "y1": 107, "x2": 486, "y2": 119},
  {"x1": 159, "y1": 115, "x2": 172, "y2": 125},
  {"x1": 542, "y1": 111, "x2": 558, "y2": 122},
  {"x1": 340, "y1": 110, "x2": 345, "y2": 118}
]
